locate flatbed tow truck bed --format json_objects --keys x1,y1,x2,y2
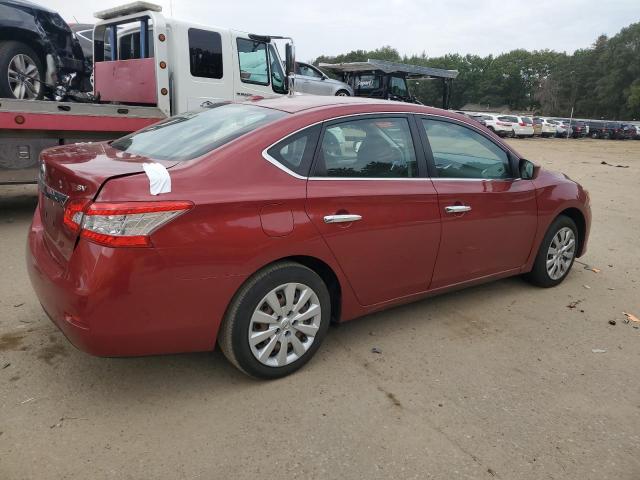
[{"x1": 0, "y1": 98, "x2": 164, "y2": 183}]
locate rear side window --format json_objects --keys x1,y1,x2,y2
[
  {"x1": 111, "y1": 104, "x2": 286, "y2": 161},
  {"x1": 188, "y1": 29, "x2": 223, "y2": 79},
  {"x1": 237, "y1": 38, "x2": 268, "y2": 85},
  {"x1": 314, "y1": 117, "x2": 418, "y2": 178},
  {"x1": 266, "y1": 126, "x2": 320, "y2": 176},
  {"x1": 422, "y1": 119, "x2": 511, "y2": 179},
  {"x1": 353, "y1": 74, "x2": 381, "y2": 92}
]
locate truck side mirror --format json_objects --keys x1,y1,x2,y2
[{"x1": 285, "y1": 43, "x2": 295, "y2": 94}]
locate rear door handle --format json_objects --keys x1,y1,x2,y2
[
  {"x1": 445, "y1": 205, "x2": 471, "y2": 214},
  {"x1": 323, "y1": 214, "x2": 362, "y2": 224}
]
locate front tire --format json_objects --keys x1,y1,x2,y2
[
  {"x1": 525, "y1": 215, "x2": 578, "y2": 288},
  {"x1": 218, "y1": 261, "x2": 331, "y2": 379},
  {"x1": 0, "y1": 41, "x2": 44, "y2": 100},
  {"x1": 335, "y1": 89, "x2": 350, "y2": 96}
]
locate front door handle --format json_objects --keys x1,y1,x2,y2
[
  {"x1": 323, "y1": 214, "x2": 362, "y2": 224},
  {"x1": 445, "y1": 205, "x2": 471, "y2": 214}
]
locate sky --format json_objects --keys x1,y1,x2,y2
[{"x1": 47, "y1": 0, "x2": 640, "y2": 61}]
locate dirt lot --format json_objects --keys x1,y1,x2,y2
[{"x1": 1, "y1": 138, "x2": 639, "y2": 480}]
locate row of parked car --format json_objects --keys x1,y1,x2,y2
[{"x1": 455, "y1": 112, "x2": 640, "y2": 140}]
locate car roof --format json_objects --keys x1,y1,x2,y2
[{"x1": 250, "y1": 94, "x2": 450, "y2": 116}]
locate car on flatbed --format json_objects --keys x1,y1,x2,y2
[
  {"x1": 27, "y1": 95, "x2": 591, "y2": 379},
  {"x1": 0, "y1": 0, "x2": 88, "y2": 99}
]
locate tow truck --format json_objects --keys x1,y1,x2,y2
[{"x1": 0, "y1": 1, "x2": 296, "y2": 184}]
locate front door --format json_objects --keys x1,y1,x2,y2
[
  {"x1": 418, "y1": 117, "x2": 538, "y2": 289},
  {"x1": 305, "y1": 115, "x2": 441, "y2": 306}
]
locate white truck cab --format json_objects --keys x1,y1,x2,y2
[{"x1": 93, "y1": 1, "x2": 295, "y2": 116}]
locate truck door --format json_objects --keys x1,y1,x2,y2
[
  {"x1": 179, "y1": 27, "x2": 233, "y2": 112},
  {"x1": 233, "y1": 36, "x2": 287, "y2": 100}
]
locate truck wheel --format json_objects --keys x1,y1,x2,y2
[
  {"x1": 335, "y1": 90, "x2": 350, "y2": 96},
  {"x1": 0, "y1": 41, "x2": 44, "y2": 100}
]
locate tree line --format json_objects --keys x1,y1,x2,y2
[{"x1": 313, "y1": 22, "x2": 640, "y2": 120}]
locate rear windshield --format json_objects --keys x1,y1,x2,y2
[
  {"x1": 522, "y1": 117, "x2": 533, "y2": 124},
  {"x1": 498, "y1": 116, "x2": 517, "y2": 122},
  {"x1": 111, "y1": 103, "x2": 287, "y2": 161}
]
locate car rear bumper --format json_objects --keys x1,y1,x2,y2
[{"x1": 26, "y1": 205, "x2": 243, "y2": 357}]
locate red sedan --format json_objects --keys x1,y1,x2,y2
[{"x1": 27, "y1": 96, "x2": 591, "y2": 378}]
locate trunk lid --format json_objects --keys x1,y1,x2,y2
[{"x1": 38, "y1": 142, "x2": 178, "y2": 263}]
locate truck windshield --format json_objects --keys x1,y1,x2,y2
[{"x1": 111, "y1": 104, "x2": 287, "y2": 161}]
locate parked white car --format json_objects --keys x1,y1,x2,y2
[
  {"x1": 551, "y1": 119, "x2": 572, "y2": 138},
  {"x1": 294, "y1": 62, "x2": 353, "y2": 96},
  {"x1": 533, "y1": 117, "x2": 557, "y2": 137},
  {"x1": 482, "y1": 114, "x2": 515, "y2": 137},
  {"x1": 510, "y1": 116, "x2": 535, "y2": 138}
]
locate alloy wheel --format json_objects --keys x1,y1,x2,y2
[
  {"x1": 546, "y1": 227, "x2": 576, "y2": 280},
  {"x1": 8, "y1": 54, "x2": 41, "y2": 100},
  {"x1": 248, "y1": 282, "x2": 322, "y2": 367}
]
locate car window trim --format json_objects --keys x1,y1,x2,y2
[
  {"x1": 261, "y1": 111, "x2": 522, "y2": 181},
  {"x1": 310, "y1": 113, "x2": 426, "y2": 180},
  {"x1": 415, "y1": 114, "x2": 519, "y2": 180}
]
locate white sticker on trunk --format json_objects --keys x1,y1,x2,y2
[{"x1": 142, "y1": 163, "x2": 171, "y2": 195}]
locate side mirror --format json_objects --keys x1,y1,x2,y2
[
  {"x1": 285, "y1": 43, "x2": 295, "y2": 94},
  {"x1": 519, "y1": 158, "x2": 537, "y2": 180}
]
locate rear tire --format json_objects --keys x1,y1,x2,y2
[
  {"x1": 525, "y1": 215, "x2": 578, "y2": 288},
  {"x1": 0, "y1": 41, "x2": 44, "y2": 100},
  {"x1": 218, "y1": 261, "x2": 331, "y2": 379}
]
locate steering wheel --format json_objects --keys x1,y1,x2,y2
[{"x1": 481, "y1": 163, "x2": 506, "y2": 178}]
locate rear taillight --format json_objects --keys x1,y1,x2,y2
[
  {"x1": 63, "y1": 201, "x2": 193, "y2": 247},
  {"x1": 519, "y1": 122, "x2": 526, "y2": 127},
  {"x1": 63, "y1": 199, "x2": 90, "y2": 233}
]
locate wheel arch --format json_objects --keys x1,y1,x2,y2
[
  {"x1": 0, "y1": 30, "x2": 47, "y2": 66},
  {"x1": 276, "y1": 255, "x2": 342, "y2": 323},
  {"x1": 556, "y1": 207, "x2": 586, "y2": 257}
]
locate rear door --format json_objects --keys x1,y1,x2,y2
[
  {"x1": 179, "y1": 26, "x2": 233, "y2": 111},
  {"x1": 417, "y1": 116, "x2": 537, "y2": 289},
  {"x1": 305, "y1": 115, "x2": 441, "y2": 306}
]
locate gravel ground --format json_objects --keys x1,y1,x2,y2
[{"x1": 0, "y1": 138, "x2": 638, "y2": 480}]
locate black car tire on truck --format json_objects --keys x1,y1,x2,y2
[{"x1": 0, "y1": 41, "x2": 45, "y2": 100}]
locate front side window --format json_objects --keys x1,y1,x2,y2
[
  {"x1": 421, "y1": 119, "x2": 511, "y2": 180},
  {"x1": 390, "y1": 76, "x2": 408, "y2": 97},
  {"x1": 188, "y1": 28, "x2": 223, "y2": 79},
  {"x1": 237, "y1": 38, "x2": 268, "y2": 85},
  {"x1": 111, "y1": 104, "x2": 286, "y2": 161},
  {"x1": 314, "y1": 117, "x2": 417, "y2": 178}
]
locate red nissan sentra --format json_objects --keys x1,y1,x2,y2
[{"x1": 27, "y1": 96, "x2": 591, "y2": 378}]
